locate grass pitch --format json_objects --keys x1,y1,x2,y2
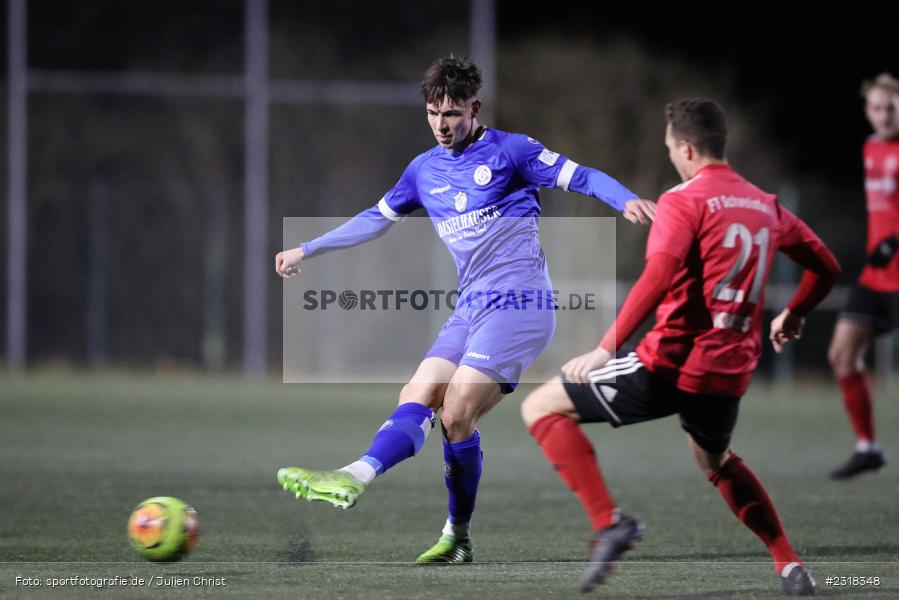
[{"x1": 1, "y1": 372, "x2": 897, "y2": 598}]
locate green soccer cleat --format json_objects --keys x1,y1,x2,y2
[
  {"x1": 415, "y1": 534, "x2": 473, "y2": 565},
  {"x1": 277, "y1": 467, "x2": 365, "y2": 510}
]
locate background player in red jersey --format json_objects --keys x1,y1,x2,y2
[
  {"x1": 520, "y1": 99, "x2": 841, "y2": 595},
  {"x1": 827, "y1": 73, "x2": 899, "y2": 479}
]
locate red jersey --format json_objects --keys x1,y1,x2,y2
[
  {"x1": 636, "y1": 164, "x2": 825, "y2": 397},
  {"x1": 858, "y1": 136, "x2": 899, "y2": 292}
]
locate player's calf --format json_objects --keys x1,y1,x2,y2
[
  {"x1": 277, "y1": 402, "x2": 437, "y2": 512},
  {"x1": 708, "y1": 454, "x2": 806, "y2": 582}
]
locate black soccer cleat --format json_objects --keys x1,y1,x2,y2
[
  {"x1": 579, "y1": 513, "x2": 644, "y2": 593},
  {"x1": 829, "y1": 450, "x2": 886, "y2": 479},
  {"x1": 781, "y1": 563, "x2": 816, "y2": 596}
]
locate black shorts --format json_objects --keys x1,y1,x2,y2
[
  {"x1": 840, "y1": 282, "x2": 899, "y2": 333},
  {"x1": 562, "y1": 350, "x2": 741, "y2": 454}
]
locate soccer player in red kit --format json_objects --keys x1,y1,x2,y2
[
  {"x1": 827, "y1": 73, "x2": 899, "y2": 479},
  {"x1": 521, "y1": 99, "x2": 840, "y2": 595}
]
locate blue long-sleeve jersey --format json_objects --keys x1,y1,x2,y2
[{"x1": 302, "y1": 128, "x2": 637, "y2": 293}]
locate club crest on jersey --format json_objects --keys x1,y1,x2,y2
[
  {"x1": 474, "y1": 165, "x2": 492, "y2": 185},
  {"x1": 454, "y1": 191, "x2": 468, "y2": 212}
]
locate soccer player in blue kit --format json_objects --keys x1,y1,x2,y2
[{"x1": 275, "y1": 56, "x2": 656, "y2": 563}]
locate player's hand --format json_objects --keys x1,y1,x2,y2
[
  {"x1": 769, "y1": 308, "x2": 805, "y2": 353},
  {"x1": 275, "y1": 247, "x2": 304, "y2": 278},
  {"x1": 562, "y1": 346, "x2": 612, "y2": 384},
  {"x1": 866, "y1": 234, "x2": 899, "y2": 267},
  {"x1": 623, "y1": 199, "x2": 656, "y2": 226}
]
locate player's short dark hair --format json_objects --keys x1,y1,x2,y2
[
  {"x1": 665, "y1": 98, "x2": 728, "y2": 159},
  {"x1": 421, "y1": 55, "x2": 482, "y2": 105}
]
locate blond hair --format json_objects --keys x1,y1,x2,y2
[{"x1": 861, "y1": 73, "x2": 899, "y2": 97}]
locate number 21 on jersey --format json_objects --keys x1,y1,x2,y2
[{"x1": 713, "y1": 222, "x2": 770, "y2": 305}]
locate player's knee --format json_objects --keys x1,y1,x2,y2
[
  {"x1": 441, "y1": 378, "x2": 500, "y2": 440},
  {"x1": 688, "y1": 435, "x2": 731, "y2": 473},
  {"x1": 520, "y1": 384, "x2": 553, "y2": 428},
  {"x1": 827, "y1": 343, "x2": 856, "y2": 377},
  {"x1": 520, "y1": 392, "x2": 542, "y2": 428},
  {"x1": 697, "y1": 450, "x2": 730, "y2": 473},
  {"x1": 826, "y1": 342, "x2": 842, "y2": 371},
  {"x1": 440, "y1": 407, "x2": 475, "y2": 440},
  {"x1": 398, "y1": 384, "x2": 417, "y2": 405},
  {"x1": 397, "y1": 383, "x2": 441, "y2": 410}
]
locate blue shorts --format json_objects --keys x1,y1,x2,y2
[{"x1": 424, "y1": 289, "x2": 556, "y2": 394}]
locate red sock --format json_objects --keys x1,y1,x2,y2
[
  {"x1": 709, "y1": 454, "x2": 799, "y2": 574},
  {"x1": 838, "y1": 372, "x2": 875, "y2": 443},
  {"x1": 529, "y1": 414, "x2": 616, "y2": 531}
]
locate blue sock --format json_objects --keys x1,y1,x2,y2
[
  {"x1": 358, "y1": 403, "x2": 435, "y2": 476},
  {"x1": 444, "y1": 430, "x2": 482, "y2": 532}
]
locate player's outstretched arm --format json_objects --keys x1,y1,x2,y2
[
  {"x1": 505, "y1": 134, "x2": 654, "y2": 225},
  {"x1": 565, "y1": 165, "x2": 655, "y2": 225},
  {"x1": 274, "y1": 202, "x2": 400, "y2": 279}
]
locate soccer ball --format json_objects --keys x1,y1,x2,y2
[{"x1": 127, "y1": 497, "x2": 199, "y2": 562}]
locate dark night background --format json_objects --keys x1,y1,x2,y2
[
  {"x1": 12, "y1": 1, "x2": 898, "y2": 186},
  {"x1": 499, "y1": 2, "x2": 898, "y2": 187}
]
